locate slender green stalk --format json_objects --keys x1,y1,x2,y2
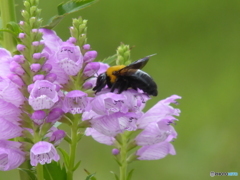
[
  {"x1": 0, "y1": 0, "x2": 17, "y2": 52},
  {"x1": 18, "y1": 161, "x2": 32, "y2": 180},
  {"x1": 36, "y1": 164, "x2": 44, "y2": 180},
  {"x1": 119, "y1": 133, "x2": 128, "y2": 180},
  {"x1": 67, "y1": 114, "x2": 81, "y2": 180}
]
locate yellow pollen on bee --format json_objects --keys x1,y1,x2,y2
[{"x1": 106, "y1": 65, "x2": 126, "y2": 83}]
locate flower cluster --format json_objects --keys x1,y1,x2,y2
[{"x1": 85, "y1": 88, "x2": 181, "y2": 160}]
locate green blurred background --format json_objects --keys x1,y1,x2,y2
[{"x1": 1, "y1": 0, "x2": 240, "y2": 179}]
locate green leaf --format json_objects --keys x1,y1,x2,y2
[
  {"x1": 110, "y1": 171, "x2": 119, "y2": 180},
  {"x1": 58, "y1": 147, "x2": 70, "y2": 167},
  {"x1": 127, "y1": 169, "x2": 135, "y2": 180},
  {"x1": 42, "y1": 0, "x2": 98, "y2": 29},
  {"x1": 101, "y1": 54, "x2": 117, "y2": 66},
  {"x1": 73, "y1": 160, "x2": 81, "y2": 172},
  {"x1": 6, "y1": 21, "x2": 21, "y2": 35},
  {"x1": 18, "y1": 168, "x2": 37, "y2": 180},
  {"x1": 84, "y1": 169, "x2": 97, "y2": 180},
  {"x1": 43, "y1": 161, "x2": 67, "y2": 180},
  {"x1": 58, "y1": 0, "x2": 98, "y2": 15},
  {"x1": 85, "y1": 173, "x2": 96, "y2": 180},
  {"x1": 42, "y1": 15, "x2": 64, "y2": 29}
]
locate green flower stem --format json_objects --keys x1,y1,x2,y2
[
  {"x1": 0, "y1": 0, "x2": 17, "y2": 52},
  {"x1": 36, "y1": 164, "x2": 44, "y2": 180},
  {"x1": 18, "y1": 161, "x2": 32, "y2": 180},
  {"x1": 67, "y1": 114, "x2": 81, "y2": 180},
  {"x1": 119, "y1": 132, "x2": 129, "y2": 180}
]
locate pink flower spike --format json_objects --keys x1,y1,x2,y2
[
  {"x1": 30, "y1": 141, "x2": 60, "y2": 166},
  {"x1": 63, "y1": 90, "x2": 89, "y2": 114},
  {"x1": 0, "y1": 140, "x2": 25, "y2": 171},
  {"x1": 136, "y1": 142, "x2": 176, "y2": 160},
  {"x1": 28, "y1": 80, "x2": 59, "y2": 110}
]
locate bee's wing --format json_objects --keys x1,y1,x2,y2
[{"x1": 117, "y1": 54, "x2": 156, "y2": 76}]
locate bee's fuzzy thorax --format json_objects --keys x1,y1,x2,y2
[{"x1": 106, "y1": 65, "x2": 126, "y2": 83}]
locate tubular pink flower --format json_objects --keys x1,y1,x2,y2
[
  {"x1": 0, "y1": 78, "x2": 24, "y2": 107},
  {"x1": 30, "y1": 141, "x2": 60, "y2": 166},
  {"x1": 136, "y1": 142, "x2": 176, "y2": 160},
  {"x1": 83, "y1": 62, "x2": 100, "y2": 77},
  {"x1": 56, "y1": 44, "x2": 83, "y2": 76},
  {"x1": 135, "y1": 121, "x2": 177, "y2": 146},
  {"x1": 0, "y1": 118, "x2": 22, "y2": 140},
  {"x1": 0, "y1": 140, "x2": 25, "y2": 171},
  {"x1": 85, "y1": 128, "x2": 115, "y2": 145},
  {"x1": 137, "y1": 95, "x2": 181, "y2": 129},
  {"x1": 0, "y1": 99, "x2": 21, "y2": 125},
  {"x1": 8, "y1": 74, "x2": 25, "y2": 87},
  {"x1": 28, "y1": 80, "x2": 59, "y2": 110},
  {"x1": 49, "y1": 130, "x2": 66, "y2": 145},
  {"x1": 63, "y1": 90, "x2": 89, "y2": 114}
]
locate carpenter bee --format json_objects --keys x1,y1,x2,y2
[{"x1": 93, "y1": 55, "x2": 158, "y2": 96}]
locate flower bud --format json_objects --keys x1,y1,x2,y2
[
  {"x1": 17, "y1": 44, "x2": 26, "y2": 52},
  {"x1": 18, "y1": 33, "x2": 26, "y2": 39},
  {"x1": 33, "y1": 53, "x2": 41, "y2": 60},
  {"x1": 45, "y1": 73, "x2": 57, "y2": 82},
  {"x1": 13, "y1": 55, "x2": 25, "y2": 64},
  {"x1": 83, "y1": 44, "x2": 91, "y2": 50},
  {"x1": 42, "y1": 63, "x2": 52, "y2": 73},
  {"x1": 30, "y1": 63, "x2": 41, "y2": 72},
  {"x1": 31, "y1": 110, "x2": 46, "y2": 125},
  {"x1": 83, "y1": 50, "x2": 97, "y2": 63},
  {"x1": 33, "y1": 74, "x2": 44, "y2": 81},
  {"x1": 67, "y1": 37, "x2": 76, "y2": 44},
  {"x1": 8, "y1": 74, "x2": 25, "y2": 87},
  {"x1": 46, "y1": 108, "x2": 64, "y2": 123},
  {"x1": 112, "y1": 148, "x2": 120, "y2": 155}
]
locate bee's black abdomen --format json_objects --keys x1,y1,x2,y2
[{"x1": 127, "y1": 70, "x2": 158, "y2": 96}]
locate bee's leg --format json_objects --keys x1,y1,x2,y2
[
  {"x1": 117, "y1": 80, "x2": 128, "y2": 94},
  {"x1": 110, "y1": 81, "x2": 118, "y2": 92}
]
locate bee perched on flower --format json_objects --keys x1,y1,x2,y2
[{"x1": 93, "y1": 55, "x2": 158, "y2": 96}]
